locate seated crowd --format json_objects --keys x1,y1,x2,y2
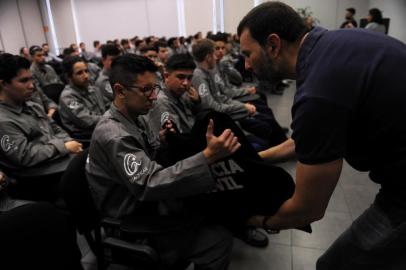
[{"x1": 0, "y1": 31, "x2": 292, "y2": 269}]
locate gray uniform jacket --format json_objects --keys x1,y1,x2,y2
[
  {"x1": 192, "y1": 67, "x2": 248, "y2": 120},
  {"x1": 147, "y1": 88, "x2": 201, "y2": 137},
  {"x1": 214, "y1": 64, "x2": 248, "y2": 99},
  {"x1": 86, "y1": 104, "x2": 215, "y2": 218},
  {"x1": 0, "y1": 101, "x2": 71, "y2": 175},
  {"x1": 87, "y1": 62, "x2": 101, "y2": 85},
  {"x1": 95, "y1": 70, "x2": 114, "y2": 102},
  {"x1": 59, "y1": 84, "x2": 106, "y2": 137},
  {"x1": 219, "y1": 56, "x2": 243, "y2": 87},
  {"x1": 30, "y1": 63, "x2": 63, "y2": 88},
  {"x1": 30, "y1": 86, "x2": 57, "y2": 112}
]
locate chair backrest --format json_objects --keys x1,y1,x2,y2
[
  {"x1": 42, "y1": 83, "x2": 65, "y2": 104},
  {"x1": 59, "y1": 148, "x2": 99, "y2": 234}
]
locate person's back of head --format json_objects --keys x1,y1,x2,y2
[
  {"x1": 368, "y1": 8, "x2": 383, "y2": 24},
  {"x1": 237, "y1": 1, "x2": 307, "y2": 47},
  {"x1": 192, "y1": 39, "x2": 215, "y2": 63},
  {"x1": 101, "y1": 44, "x2": 120, "y2": 59}
]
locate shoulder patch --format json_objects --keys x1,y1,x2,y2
[
  {"x1": 123, "y1": 153, "x2": 142, "y2": 176},
  {"x1": 160, "y1": 112, "x2": 170, "y2": 126},
  {"x1": 1, "y1": 135, "x2": 16, "y2": 152},
  {"x1": 198, "y1": 83, "x2": 209, "y2": 97},
  {"x1": 105, "y1": 83, "x2": 113, "y2": 94},
  {"x1": 68, "y1": 100, "x2": 80, "y2": 110}
]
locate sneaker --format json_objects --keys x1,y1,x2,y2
[{"x1": 238, "y1": 227, "x2": 269, "y2": 248}]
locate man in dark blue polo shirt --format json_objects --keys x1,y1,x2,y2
[{"x1": 238, "y1": 2, "x2": 406, "y2": 269}]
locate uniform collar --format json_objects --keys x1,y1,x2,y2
[{"x1": 0, "y1": 101, "x2": 24, "y2": 114}]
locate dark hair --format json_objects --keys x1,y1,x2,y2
[
  {"x1": 63, "y1": 55, "x2": 85, "y2": 77},
  {"x1": 110, "y1": 54, "x2": 158, "y2": 88},
  {"x1": 29, "y1": 45, "x2": 42, "y2": 56},
  {"x1": 140, "y1": 46, "x2": 158, "y2": 55},
  {"x1": 101, "y1": 44, "x2": 120, "y2": 59},
  {"x1": 156, "y1": 41, "x2": 168, "y2": 50},
  {"x1": 346, "y1": 8, "x2": 356, "y2": 15},
  {"x1": 166, "y1": 53, "x2": 196, "y2": 72},
  {"x1": 93, "y1": 40, "x2": 100, "y2": 48},
  {"x1": 167, "y1": 37, "x2": 178, "y2": 47},
  {"x1": 42, "y1": 43, "x2": 49, "y2": 47},
  {"x1": 237, "y1": 1, "x2": 307, "y2": 47},
  {"x1": 369, "y1": 8, "x2": 383, "y2": 24},
  {"x1": 135, "y1": 40, "x2": 144, "y2": 47},
  {"x1": 79, "y1": 42, "x2": 85, "y2": 47},
  {"x1": 63, "y1": 47, "x2": 75, "y2": 57},
  {"x1": 0, "y1": 54, "x2": 31, "y2": 84},
  {"x1": 210, "y1": 32, "x2": 228, "y2": 43},
  {"x1": 191, "y1": 39, "x2": 215, "y2": 63},
  {"x1": 120, "y1": 39, "x2": 129, "y2": 46},
  {"x1": 19, "y1": 47, "x2": 28, "y2": 55}
]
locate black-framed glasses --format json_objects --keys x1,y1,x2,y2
[
  {"x1": 175, "y1": 74, "x2": 193, "y2": 81},
  {"x1": 123, "y1": 84, "x2": 161, "y2": 97}
]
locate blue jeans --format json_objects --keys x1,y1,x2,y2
[{"x1": 317, "y1": 200, "x2": 406, "y2": 270}]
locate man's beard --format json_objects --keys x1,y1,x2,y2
[{"x1": 253, "y1": 50, "x2": 284, "y2": 84}]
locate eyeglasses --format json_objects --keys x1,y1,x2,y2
[
  {"x1": 175, "y1": 74, "x2": 193, "y2": 81},
  {"x1": 123, "y1": 84, "x2": 161, "y2": 97}
]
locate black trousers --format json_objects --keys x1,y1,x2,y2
[{"x1": 0, "y1": 202, "x2": 83, "y2": 270}]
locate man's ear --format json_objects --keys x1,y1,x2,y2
[
  {"x1": 266, "y1": 33, "x2": 281, "y2": 58},
  {"x1": 113, "y1": 83, "x2": 125, "y2": 98},
  {"x1": 163, "y1": 71, "x2": 170, "y2": 80}
]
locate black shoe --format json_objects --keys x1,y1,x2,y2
[
  {"x1": 238, "y1": 227, "x2": 269, "y2": 248},
  {"x1": 281, "y1": 127, "x2": 289, "y2": 134}
]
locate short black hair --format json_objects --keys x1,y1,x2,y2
[
  {"x1": 140, "y1": 46, "x2": 158, "y2": 55},
  {"x1": 369, "y1": 8, "x2": 383, "y2": 24},
  {"x1": 29, "y1": 45, "x2": 42, "y2": 56},
  {"x1": 63, "y1": 47, "x2": 75, "y2": 57},
  {"x1": 63, "y1": 55, "x2": 85, "y2": 78},
  {"x1": 191, "y1": 39, "x2": 215, "y2": 63},
  {"x1": 0, "y1": 54, "x2": 31, "y2": 84},
  {"x1": 167, "y1": 37, "x2": 178, "y2": 47},
  {"x1": 210, "y1": 32, "x2": 228, "y2": 43},
  {"x1": 110, "y1": 54, "x2": 158, "y2": 89},
  {"x1": 237, "y1": 1, "x2": 307, "y2": 46},
  {"x1": 101, "y1": 44, "x2": 120, "y2": 59},
  {"x1": 346, "y1": 8, "x2": 356, "y2": 15},
  {"x1": 120, "y1": 39, "x2": 129, "y2": 46},
  {"x1": 93, "y1": 40, "x2": 100, "y2": 48},
  {"x1": 42, "y1": 43, "x2": 49, "y2": 47},
  {"x1": 156, "y1": 41, "x2": 168, "y2": 49},
  {"x1": 166, "y1": 53, "x2": 196, "y2": 72}
]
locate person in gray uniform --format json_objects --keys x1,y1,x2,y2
[
  {"x1": 29, "y1": 45, "x2": 63, "y2": 88},
  {"x1": 30, "y1": 85, "x2": 57, "y2": 118},
  {"x1": 192, "y1": 39, "x2": 287, "y2": 148},
  {"x1": 59, "y1": 56, "x2": 106, "y2": 141},
  {"x1": 95, "y1": 44, "x2": 121, "y2": 103},
  {"x1": 0, "y1": 54, "x2": 82, "y2": 200},
  {"x1": 86, "y1": 54, "x2": 240, "y2": 269}
]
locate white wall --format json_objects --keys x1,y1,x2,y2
[
  {"x1": 73, "y1": 0, "x2": 179, "y2": 49},
  {"x1": 0, "y1": 0, "x2": 46, "y2": 54},
  {"x1": 369, "y1": 0, "x2": 406, "y2": 43},
  {"x1": 224, "y1": 0, "x2": 254, "y2": 33},
  {"x1": 50, "y1": 0, "x2": 76, "y2": 50},
  {"x1": 184, "y1": 0, "x2": 213, "y2": 36}
]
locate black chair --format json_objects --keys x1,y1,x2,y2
[
  {"x1": 42, "y1": 83, "x2": 65, "y2": 104},
  {"x1": 59, "y1": 149, "x2": 191, "y2": 270}
]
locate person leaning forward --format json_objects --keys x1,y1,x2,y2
[{"x1": 238, "y1": 2, "x2": 406, "y2": 269}]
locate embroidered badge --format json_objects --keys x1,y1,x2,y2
[
  {"x1": 123, "y1": 153, "x2": 142, "y2": 176},
  {"x1": 68, "y1": 100, "x2": 80, "y2": 110},
  {"x1": 198, "y1": 84, "x2": 208, "y2": 96},
  {"x1": 1, "y1": 135, "x2": 14, "y2": 152}
]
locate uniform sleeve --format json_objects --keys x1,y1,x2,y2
[
  {"x1": 59, "y1": 95, "x2": 102, "y2": 130},
  {"x1": 49, "y1": 119, "x2": 72, "y2": 142},
  {"x1": 192, "y1": 76, "x2": 249, "y2": 120},
  {"x1": 0, "y1": 121, "x2": 69, "y2": 167},
  {"x1": 148, "y1": 99, "x2": 181, "y2": 135},
  {"x1": 96, "y1": 78, "x2": 114, "y2": 101},
  {"x1": 107, "y1": 135, "x2": 215, "y2": 201}
]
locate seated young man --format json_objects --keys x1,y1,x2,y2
[
  {"x1": 192, "y1": 39, "x2": 287, "y2": 149},
  {"x1": 0, "y1": 54, "x2": 82, "y2": 201},
  {"x1": 146, "y1": 53, "x2": 269, "y2": 247},
  {"x1": 86, "y1": 54, "x2": 240, "y2": 269},
  {"x1": 29, "y1": 45, "x2": 63, "y2": 88},
  {"x1": 59, "y1": 56, "x2": 107, "y2": 141}
]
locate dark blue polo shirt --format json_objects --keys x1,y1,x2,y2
[{"x1": 291, "y1": 27, "x2": 406, "y2": 216}]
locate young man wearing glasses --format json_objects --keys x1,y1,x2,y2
[{"x1": 86, "y1": 54, "x2": 241, "y2": 269}]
